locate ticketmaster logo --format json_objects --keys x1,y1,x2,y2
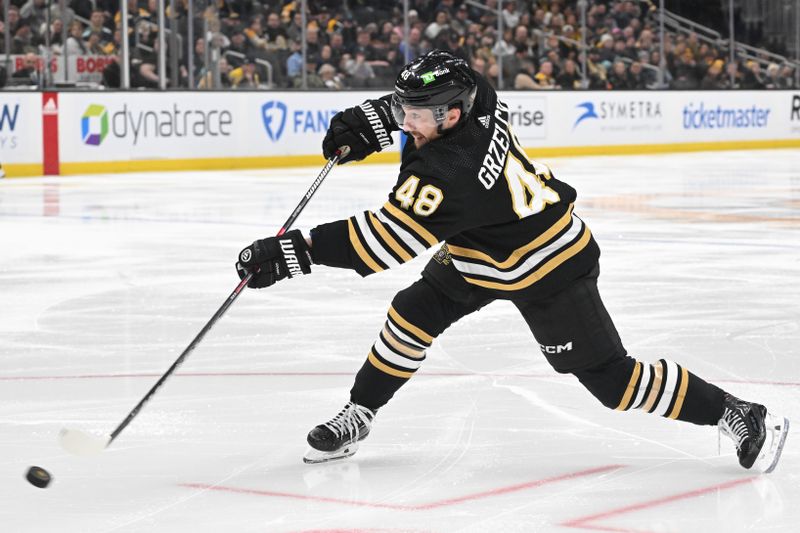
[
  {"x1": 682, "y1": 102, "x2": 770, "y2": 129},
  {"x1": 81, "y1": 104, "x2": 109, "y2": 146}
]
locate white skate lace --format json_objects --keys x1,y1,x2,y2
[
  {"x1": 719, "y1": 407, "x2": 749, "y2": 451},
  {"x1": 323, "y1": 402, "x2": 373, "y2": 440}
]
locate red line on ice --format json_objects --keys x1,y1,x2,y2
[
  {"x1": 560, "y1": 476, "x2": 756, "y2": 532},
  {"x1": 180, "y1": 464, "x2": 622, "y2": 511}
]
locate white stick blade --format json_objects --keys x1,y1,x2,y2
[{"x1": 59, "y1": 428, "x2": 111, "y2": 456}]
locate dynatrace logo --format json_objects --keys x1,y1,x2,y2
[
  {"x1": 573, "y1": 100, "x2": 661, "y2": 130},
  {"x1": 261, "y1": 101, "x2": 288, "y2": 141},
  {"x1": 81, "y1": 104, "x2": 109, "y2": 145},
  {"x1": 261, "y1": 100, "x2": 339, "y2": 142},
  {"x1": 682, "y1": 102, "x2": 770, "y2": 129}
]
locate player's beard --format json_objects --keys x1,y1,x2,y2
[{"x1": 410, "y1": 131, "x2": 431, "y2": 147}]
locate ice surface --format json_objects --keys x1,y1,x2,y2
[{"x1": 1, "y1": 150, "x2": 798, "y2": 532}]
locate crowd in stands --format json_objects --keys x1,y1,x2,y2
[{"x1": 1, "y1": 0, "x2": 796, "y2": 90}]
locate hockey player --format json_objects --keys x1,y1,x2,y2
[{"x1": 236, "y1": 50, "x2": 789, "y2": 471}]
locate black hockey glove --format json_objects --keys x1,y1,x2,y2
[
  {"x1": 322, "y1": 96, "x2": 395, "y2": 164},
  {"x1": 236, "y1": 230, "x2": 312, "y2": 289}
]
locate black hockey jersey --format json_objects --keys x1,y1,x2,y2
[{"x1": 310, "y1": 75, "x2": 600, "y2": 301}]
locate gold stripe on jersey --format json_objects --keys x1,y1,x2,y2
[
  {"x1": 667, "y1": 366, "x2": 690, "y2": 420},
  {"x1": 348, "y1": 219, "x2": 384, "y2": 273},
  {"x1": 447, "y1": 205, "x2": 574, "y2": 269},
  {"x1": 615, "y1": 361, "x2": 642, "y2": 411},
  {"x1": 461, "y1": 225, "x2": 592, "y2": 291},
  {"x1": 382, "y1": 325, "x2": 425, "y2": 359},
  {"x1": 388, "y1": 306, "x2": 434, "y2": 344},
  {"x1": 382, "y1": 202, "x2": 439, "y2": 247},
  {"x1": 368, "y1": 350, "x2": 414, "y2": 378},
  {"x1": 368, "y1": 211, "x2": 414, "y2": 262},
  {"x1": 640, "y1": 361, "x2": 665, "y2": 412}
]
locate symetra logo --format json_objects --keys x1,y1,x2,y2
[
  {"x1": 261, "y1": 101, "x2": 287, "y2": 141},
  {"x1": 80, "y1": 103, "x2": 232, "y2": 146},
  {"x1": 573, "y1": 102, "x2": 598, "y2": 129},
  {"x1": 682, "y1": 102, "x2": 770, "y2": 129},
  {"x1": 260, "y1": 100, "x2": 339, "y2": 142},
  {"x1": 81, "y1": 104, "x2": 109, "y2": 146},
  {"x1": 0, "y1": 103, "x2": 20, "y2": 150},
  {"x1": 573, "y1": 100, "x2": 661, "y2": 130}
]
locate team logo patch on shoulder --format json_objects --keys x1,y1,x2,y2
[
  {"x1": 478, "y1": 115, "x2": 491, "y2": 128},
  {"x1": 433, "y1": 244, "x2": 452, "y2": 265}
]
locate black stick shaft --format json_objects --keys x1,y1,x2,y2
[{"x1": 108, "y1": 152, "x2": 341, "y2": 444}]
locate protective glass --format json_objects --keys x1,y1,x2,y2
[{"x1": 391, "y1": 95, "x2": 447, "y2": 129}]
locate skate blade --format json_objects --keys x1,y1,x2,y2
[
  {"x1": 757, "y1": 414, "x2": 790, "y2": 474},
  {"x1": 303, "y1": 443, "x2": 359, "y2": 464}
]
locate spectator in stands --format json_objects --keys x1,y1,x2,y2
[
  {"x1": 556, "y1": 58, "x2": 582, "y2": 89},
  {"x1": 42, "y1": 18, "x2": 64, "y2": 54},
  {"x1": 318, "y1": 63, "x2": 344, "y2": 89},
  {"x1": 450, "y1": 4, "x2": 472, "y2": 37},
  {"x1": 86, "y1": 31, "x2": 106, "y2": 55},
  {"x1": 398, "y1": 27, "x2": 423, "y2": 62},
  {"x1": 720, "y1": 60, "x2": 742, "y2": 89},
  {"x1": 534, "y1": 60, "x2": 558, "y2": 89},
  {"x1": 424, "y1": 10, "x2": 449, "y2": 41},
  {"x1": 82, "y1": 9, "x2": 108, "y2": 43},
  {"x1": 12, "y1": 21, "x2": 37, "y2": 54},
  {"x1": 65, "y1": 20, "x2": 89, "y2": 56},
  {"x1": 227, "y1": 26, "x2": 251, "y2": 58},
  {"x1": 344, "y1": 50, "x2": 375, "y2": 87},
  {"x1": 501, "y1": 1, "x2": 520, "y2": 29},
  {"x1": 607, "y1": 59, "x2": 631, "y2": 89},
  {"x1": 352, "y1": 27, "x2": 378, "y2": 62},
  {"x1": 670, "y1": 50, "x2": 700, "y2": 89},
  {"x1": 764, "y1": 63, "x2": 783, "y2": 89},
  {"x1": 514, "y1": 57, "x2": 539, "y2": 89},
  {"x1": 627, "y1": 61, "x2": 647, "y2": 89},
  {"x1": 741, "y1": 61, "x2": 765, "y2": 89},
  {"x1": 264, "y1": 12, "x2": 288, "y2": 51},
  {"x1": 230, "y1": 56, "x2": 259, "y2": 88},
  {"x1": 20, "y1": 0, "x2": 48, "y2": 35},
  {"x1": 777, "y1": 65, "x2": 795, "y2": 88},
  {"x1": 286, "y1": 38, "x2": 303, "y2": 80},
  {"x1": 11, "y1": 52, "x2": 41, "y2": 84},
  {"x1": 328, "y1": 32, "x2": 346, "y2": 66},
  {"x1": 700, "y1": 59, "x2": 724, "y2": 89}
]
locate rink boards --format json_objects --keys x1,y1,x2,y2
[{"x1": 1, "y1": 89, "x2": 800, "y2": 177}]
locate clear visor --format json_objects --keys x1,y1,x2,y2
[{"x1": 391, "y1": 95, "x2": 448, "y2": 129}]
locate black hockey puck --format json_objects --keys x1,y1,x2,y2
[{"x1": 25, "y1": 466, "x2": 52, "y2": 488}]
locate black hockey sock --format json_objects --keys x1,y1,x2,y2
[
  {"x1": 349, "y1": 358, "x2": 411, "y2": 411},
  {"x1": 576, "y1": 356, "x2": 726, "y2": 426}
]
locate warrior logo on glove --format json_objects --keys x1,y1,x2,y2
[{"x1": 236, "y1": 230, "x2": 313, "y2": 289}]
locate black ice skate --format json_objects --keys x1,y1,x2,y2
[
  {"x1": 303, "y1": 402, "x2": 376, "y2": 464},
  {"x1": 718, "y1": 393, "x2": 789, "y2": 473}
]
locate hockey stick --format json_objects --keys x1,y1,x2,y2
[{"x1": 59, "y1": 149, "x2": 346, "y2": 456}]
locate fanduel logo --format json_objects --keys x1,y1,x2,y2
[
  {"x1": 82, "y1": 104, "x2": 108, "y2": 146},
  {"x1": 261, "y1": 100, "x2": 287, "y2": 141},
  {"x1": 261, "y1": 100, "x2": 340, "y2": 142},
  {"x1": 682, "y1": 102, "x2": 770, "y2": 129},
  {"x1": 540, "y1": 342, "x2": 573, "y2": 354}
]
